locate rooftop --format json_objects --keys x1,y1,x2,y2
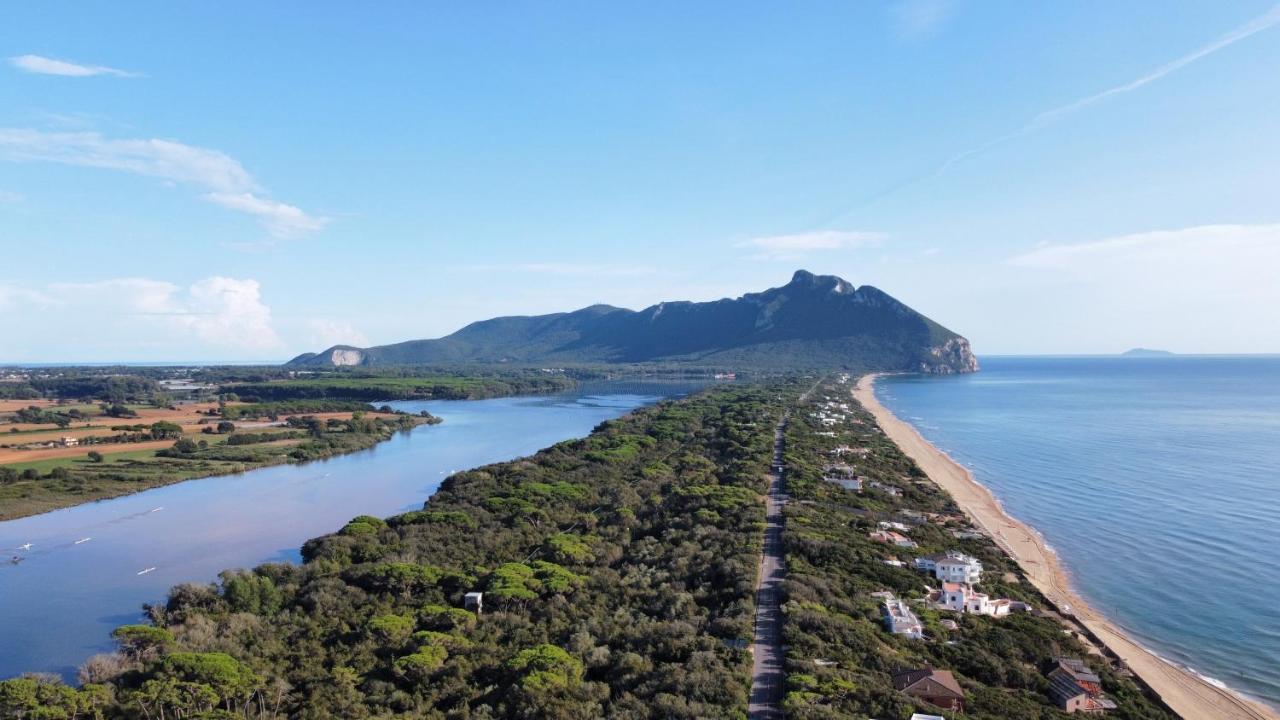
[{"x1": 893, "y1": 667, "x2": 965, "y2": 698}]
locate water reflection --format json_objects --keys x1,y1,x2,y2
[{"x1": 0, "y1": 380, "x2": 707, "y2": 679}]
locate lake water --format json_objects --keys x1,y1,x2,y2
[
  {"x1": 875, "y1": 356, "x2": 1280, "y2": 708},
  {"x1": 0, "y1": 381, "x2": 705, "y2": 680}
]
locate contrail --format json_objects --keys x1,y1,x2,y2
[
  {"x1": 818, "y1": 4, "x2": 1280, "y2": 227},
  {"x1": 933, "y1": 3, "x2": 1280, "y2": 179},
  {"x1": 1034, "y1": 4, "x2": 1280, "y2": 125}
]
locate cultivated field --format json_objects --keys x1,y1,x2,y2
[{"x1": 0, "y1": 397, "x2": 417, "y2": 520}]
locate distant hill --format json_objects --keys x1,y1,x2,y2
[
  {"x1": 287, "y1": 270, "x2": 980, "y2": 373},
  {"x1": 1121, "y1": 348, "x2": 1176, "y2": 357}
]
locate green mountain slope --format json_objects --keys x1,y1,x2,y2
[{"x1": 288, "y1": 270, "x2": 979, "y2": 373}]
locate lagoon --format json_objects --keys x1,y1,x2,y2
[{"x1": 0, "y1": 381, "x2": 704, "y2": 680}]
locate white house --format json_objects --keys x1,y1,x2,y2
[
  {"x1": 937, "y1": 582, "x2": 1013, "y2": 617},
  {"x1": 915, "y1": 550, "x2": 983, "y2": 584},
  {"x1": 881, "y1": 596, "x2": 924, "y2": 639}
]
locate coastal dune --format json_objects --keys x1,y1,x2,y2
[{"x1": 854, "y1": 374, "x2": 1278, "y2": 720}]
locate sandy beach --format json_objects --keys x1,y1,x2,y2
[{"x1": 854, "y1": 374, "x2": 1279, "y2": 720}]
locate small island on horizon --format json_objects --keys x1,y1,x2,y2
[{"x1": 1121, "y1": 348, "x2": 1176, "y2": 357}]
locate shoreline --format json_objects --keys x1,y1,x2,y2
[
  {"x1": 854, "y1": 373, "x2": 1279, "y2": 720},
  {"x1": 0, "y1": 412, "x2": 436, "y2": 523}
]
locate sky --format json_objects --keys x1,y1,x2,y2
[{"x1": 2, "y1": 1, "x2": 1279, "y2": 362}]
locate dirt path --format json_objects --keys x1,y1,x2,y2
[
  {"x1": 855, "y1": 374, "x2": 1279, "y2": 720},
  {"x1": 748, "y1": 413, "x2": 789, "y2": 720}
]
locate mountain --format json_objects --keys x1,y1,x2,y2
[
  {"x1": 1121, "y1": 348, "x2": 1175, "y2": 357},
  {"x1": 287, "y1": 270, "x2": 979, "y2": 373}
]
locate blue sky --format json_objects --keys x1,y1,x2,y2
[{"x1": 2, "y1": 1, "x2": 1279, "y2": 361}]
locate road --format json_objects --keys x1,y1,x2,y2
[{"x1": 748, "y1": 413, "x2": 789, "y2": 719}]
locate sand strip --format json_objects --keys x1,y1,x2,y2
[{"x1": 855, "y1": 374, "x2": 1278, "y2": 720}]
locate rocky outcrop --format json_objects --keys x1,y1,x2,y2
[
  {"x1": 287, "y1": 346, "x2": 367, "y2": 367},
  {"x1": 920, "y1": 337, "x2": 980, "y2": 374},
  {"x1": 329, "y1": 348, "x2": 365, "y2": 366}
]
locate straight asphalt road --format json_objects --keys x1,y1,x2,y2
[{"x1": 748, "y1": 413, "x2": 789, "y2": 719}]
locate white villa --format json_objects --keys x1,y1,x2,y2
[
  {"x1": 881, "y1": 596, "x2": 925, "y2": 639},
  {"x1": 916, "y1": 550, "x2": 983, "y2": 584},
  {"x1": 936, "y1": 582, "x2": 1013, "y2": 617}
]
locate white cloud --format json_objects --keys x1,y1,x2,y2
[
  {"x1": 737, "y1": 230, "x2": 886, "y2": 260},
  {"x1": 307, "y1": 319, "x2": 370, "y2": 349},
  {"x1": 0, "y1": 128, "x2": 325, "y2": 237},
  {"x1": 0, "y1": 129, "x2": 254, "y2": 193},
  {"x1": 182, "y1": 277, "x2": 282, "y2": 349},
  {"x1": 891, "y1": 0, "x2": 957, "y2": 40},
  {"x1": 46, "y1": 278, "x2": 177, "y2": 315},
  {"x1": 12, "y1": 276, "x2": 283, "y2": 354},
  {"x1": 1006, "y1": 223, "x2": 1280, "y2": 352},
  {"x1": 0, "y1": 285, "x2": 50, "y2": 310},
  {"x1": 1009, "y1": 223, "x2": 1280, "y2": 272},
  {"x1": 204, "y1": 192, "x2": 328, "y2": 238},
  {"x1": 9, "y1": 54, "x2": 138, "y2": 78}
]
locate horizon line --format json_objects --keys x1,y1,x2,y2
[{"x1": 5, "y1": 352, "x2": 1280, "y2": 368}]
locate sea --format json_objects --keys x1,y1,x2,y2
[{"x1": 875, "y1": 356, "x2": 1280, "y2": 708}]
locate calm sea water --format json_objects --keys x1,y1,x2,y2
[
  {"x1": 0, "y1": 381, "x2": 706, "y2": 680},
  {"x1": 877, "y1": 357, "x2": 1280, "y2": 707}
]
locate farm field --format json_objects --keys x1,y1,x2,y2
[{"x1": 0, "y1": 395, "x2": 430, "y2": 521}]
